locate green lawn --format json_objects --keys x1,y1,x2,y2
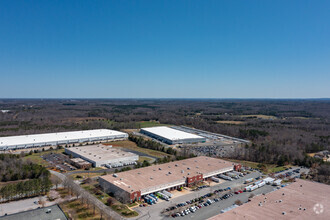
[{"x1": 268, "y1": 166, "x2": 287, "y2": 173}]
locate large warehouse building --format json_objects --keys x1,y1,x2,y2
[
  {"x1": 99, "y1": 156, "x2": 233, "y2": 203},
  {"x1": 209, "y1": 179, "x2": 330, "y2": 220},
  {"x1": 0, "y1": 129, "x2": 128, "y2": 150},
  {"x1": 140, "y1": 126, "x2": 206, "y2": 145},
  {"x1": 65, "y1": 145, "x2": 139, "y2": 167}
]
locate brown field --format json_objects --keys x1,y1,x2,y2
[
  {"x1": 216, "y1": 120, "x2": 245, "y2": 125},
  {"x1": 60, "y1": 199, "x2": 103, "y2": 220}
]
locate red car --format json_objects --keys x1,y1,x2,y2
[
  {"x1": 234, "y1": 191, "x2": 239, "y2": 194},
  {"x1": 238, "y1": 190, "x2": 243, "y2": 193}
]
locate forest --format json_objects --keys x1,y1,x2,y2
[
  {"x1": 0, "y1": 154, "x2": 52, "y2": 202},
  {"x1": 0, "y1": 177, "x2": 52, "y2": 202},
  {"x1": 0, "y1": 154, "x2": 50, "y2": 182},
  {"x1": 0, "y1": 99, "x2": 329, "y2": 183}
]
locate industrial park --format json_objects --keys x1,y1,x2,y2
[
  {"x1": 0, "y1": 123, "x2": 328, "y2": 220},
  {"x1": 1, "y1": 0, "x2": 330, "y2": 219}
]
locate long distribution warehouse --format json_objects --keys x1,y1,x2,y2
[
  {"x1": 65, "y1": 145, "x2": 139, "y2": 167},
  {"x1": 99, "y1": 156, "x2": 233, "y2": 203},
  {"x1": 0, "y1": 129, "x2": 128, "y2": 150},
  {"x1": 140, "y1": 126, "x2": 206, "y2": 144}
]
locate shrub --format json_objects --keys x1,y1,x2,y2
[
  {"x1": 107, "y1": 197, "x2": 113, "y2": 206},
  {"x1": 235, "y1": 199, "x2": 242, "y2": 205}
]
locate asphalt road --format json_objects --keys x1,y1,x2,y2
[{"x1": 132, "y1": 171, "x2": 263, "y2": 220}]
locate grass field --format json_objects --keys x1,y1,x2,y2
[
  {"x1": 67, "y1": 167, "x2": 103, "y2": 173},
  {"x1": 111, "y1": 204, "x2": 139, "y2": 217},
  {"x1": 82, "y1": 180, "x2": 138, "y2": 218},
  {"x1": 138, "y1": 156, "x2": 154, "y2": 163},
  {"x1": 70, "y1": 172, "x2": 104, "y2": 180},
  {"x1": 238, "y1": 114, "x2": 277, "y2": 120},
  {"x1": 136, "y1": 121, "x2": 169, "y2": 128},
  {"x1": 216, "y1": 120, "x2": 245, "y2": 125},
  {"x1": 108, "y1": 140, "x2": 170, "y2": 158},
  {"x1": 22, "y1": 149, "x2": 65, "y2": 166},
  {"x1": 60, "y1": 199, "x2": 103, "y2": 220},
  {"x1": 227, "y1": 159, "x2": 288, "y2": 174}
]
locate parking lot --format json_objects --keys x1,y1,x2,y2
[
  {"x1": 133, "y1": 171, "x2": 263, "y2": 220},
  {"x1": 164, "y1": 184, "x2": 276, "y2": 220},
  {"x1": 271, "y1": 166, "x2": 309, "y2": 179},
  {"x1": 42, "y1": 153, "x2": 76, "y2": 171}
]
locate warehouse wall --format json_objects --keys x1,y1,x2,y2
[{"x1": 99, "y1": 177, "x2": 132, "y2": 203}]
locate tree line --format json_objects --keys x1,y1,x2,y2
[
  {"x1": 0, "y1": 175, "x2": 51, "y2": 202},
  {"x1": 128, "y1": 135, "x2": 178, "y2": 156}
]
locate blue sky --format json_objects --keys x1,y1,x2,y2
[{"x1": 0, "y1": 0, "x2": 329, "y2": 98}]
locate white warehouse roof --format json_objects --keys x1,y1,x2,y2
[
  {"x1": 141, "y1": 126, "x2": 204, "y2": 141},
  {"x1": 0, "y1": 129, "x2": 128, "y2": 150}
]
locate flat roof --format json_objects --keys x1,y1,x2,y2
[
  {"x1": 0, "y1": 204, "x2": 67, "y2": 220},
  {"x1": 66, "y1": 145, "x2": 138, "y2": 163},
  {"x1": 0, "y1": 129, "x2": 127, "y2": 148},
  {"x1": 71, "y1": 158, "x2": 91, "y2": 165},
  {"x1": 209, "y1": 179, "x2": 330, "y2": 220},
  {"x1": 141, "y1": 126, "x2": 205, "y2": 141},
  {"x1": 100, "y1": 156, "x2": 233, "y2": 193}
]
